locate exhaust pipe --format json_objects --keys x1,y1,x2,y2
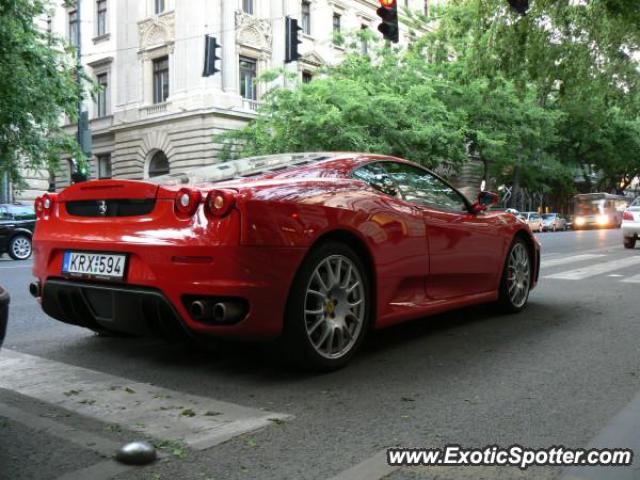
[
  {"x1": 189, "y1": 300, "x2": 212, "y2": 321},
  {"x1": 29, "y1": 282, "x2": 41, "y2": 298},
  {"x1": 212, "y1": 302, "x2": 245, "y2": 324}
]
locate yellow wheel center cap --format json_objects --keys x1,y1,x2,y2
[{"x1": 326, "y1": 301, "x2": 335, "y2": 315}]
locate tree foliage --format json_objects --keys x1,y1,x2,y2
[
  {"x1": 0, "y1": 0, "x2": 82, "y2": 190},
  {"x1": 220, "y1": 0, "x2": 639, "y2": 197}
]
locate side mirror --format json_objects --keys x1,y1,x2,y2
[
  {"x1": 370, "y1": 174, "x2": 398, "y2": 197},
  {"x1": 472, "y1": 191, "x2": 500, "y2": 213}
]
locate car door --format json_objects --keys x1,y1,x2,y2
[
  {"x1": 380, "y1": 162, "x2": 505, "y2": 301},
  {"x1": 352, "y1": 162, "x2": 431, "y2": 308},
  {"x1": 0, "y1": 207, "x2": 14, "y2": 252}
]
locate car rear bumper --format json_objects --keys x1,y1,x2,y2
[
  {"x1": 42, "y1": 279, "x2": 191, "y2": 339},
  {"x1": 622, "y1": 222, "x2": 640, "y2": 238},
  {"x1": 33, "y1": 242, "x2": 307, "y2": 340}
]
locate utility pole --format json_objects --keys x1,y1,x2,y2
[{"x1": 74, "y1": 0, "x2": 90, "y2": 183}]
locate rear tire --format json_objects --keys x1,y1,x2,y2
[
  {"x1": 624, "y1": 236, "x2": 636, "y2": 249},
  {"x1": 281, "y1": 242, "x2": 371, "y2": 371},
  {"x1": 496, "y1": 238, "x2": 532, "y2": 313},
  {"x1": 8, "y1": 235, "x2": 32, "y2": 260}
]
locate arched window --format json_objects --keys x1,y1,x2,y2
[{"x1": 148, "y1": 151, "x2": 170, "y2": 177}]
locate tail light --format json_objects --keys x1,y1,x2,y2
[
  {"x1": 205, "y1": 189, "x2": 236, "y2": 218},
  {"x1": 174, "y1": 188, "x2": 202, "y2": 218},
  {"x1": 34, "y1": 197, "x2": 44, "y2": 219},
  {"x1": 623, "y1": 211, "x2": 634, "y2": 221},
  {"x1": 36, "y1": 193, "x2": 57, "y2": 219}
]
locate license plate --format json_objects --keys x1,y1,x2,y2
[{"x1": 62, "y1": 251, "x2": 127, "y2": 281}]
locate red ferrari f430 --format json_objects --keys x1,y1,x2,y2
[{"x1": 32, "y1": 153, "x2": 540, "y2": 370}]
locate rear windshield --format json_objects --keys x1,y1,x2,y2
[
  {"x1": 148, "y1": 153, "x2": 338, "y2": 186},
  {"x1": 542, "y1": 214, "x2": 557, "y2": 219}
]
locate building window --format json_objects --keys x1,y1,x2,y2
[
  {"x1": 97, "y1": 154, "x2": 112, "y2": 179},
  {"x1": 333, "y1": 13, "x2": 341, "y2": 36},
  {"x1": 301, "y1": 1, "x2": 311, "y2": 35},
  {"x1": 361, "y1": 25, "x2": 369, "y2": 55},
  {"x1": 96, "y1": 0, "x2": 107, "y2": 36},
  {"x1": 67, "y1": 159, "x2": 75, "y2": 184},
  {"x1": 239, "y1": 56, "x2": 257, "y2": 101},
  {"x1": 152, "y1": 56, "x2": 169, "y2": 104},
  {"x1": 242, "y1": 0, "x2": 254, "y2": 15},
  {"x1": 95, "y1": 73, "x2": 108, "y2": 118},
  {"x1": 333, "y1": 13, "x2": 342, "y2": 43},
  {"x1": 302, "y1": 71, "x2": 313, "y2": 83},
  {"x1": 155, "y1": 0, "x2": 165, "y2": 15},
  {"x1": 68, "y1": 9, "x2": 78, "y2": 47},
  {"x1": 148, "y1": 151, "x2": 170, "y2": 178}
]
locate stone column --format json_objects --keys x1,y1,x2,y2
[{"x1": 221, "y1": 0, "x2": 238, "y2": 94}]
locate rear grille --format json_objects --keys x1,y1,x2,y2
[{"x1": 65, "y1": 199, "x2": 156, "y2": 217}]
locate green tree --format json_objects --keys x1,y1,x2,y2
[
  {"x1": 219, "y1": 35, "x2": 558, "y2": 181},
  {"x1": 426, "y1": 0, "x2": 640, "y2": 194},
  {"x1": 0, "y1": 0, "x2": 82, "y2": 191}
]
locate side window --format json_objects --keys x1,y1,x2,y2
[
  {"x1": 381, "y1": 162, "x2": 467, "y2": 212},
  {"x1": 353, "y1": 162, "x2": 387, "y2": 184}
]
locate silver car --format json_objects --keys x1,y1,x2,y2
[
  {"x1": 519, "y1": 212, "x2": 544, "y2": 233},
  {"x1": 542, "y1": 213, "x2": 567, "y2": 232},
  {"x1": 623, "y1": 197, "x2": 640, "y2": 249}
]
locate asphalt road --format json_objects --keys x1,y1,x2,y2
[{"x1": 1, "y1": 228, "x2": 639, "y2": 480}]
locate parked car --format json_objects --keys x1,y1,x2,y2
[
  {"x1": 0, "y1": 204, "x2": 37, "y2": 260},
  {"x1": 542, "y1": 213, "x2": 567, "y2": 232},
  {"x1": 622, "y1": 197, "x2": 640, "y2": 249},
  {"x1": 31, "y1": 153, "x2": 540, "y2": 370},
  {"x1": 0, "y1": 285, "x2": 8, "y2": 348},
  {"x1": 519, "y1": 212, "x2": 544, "y2": 233}
]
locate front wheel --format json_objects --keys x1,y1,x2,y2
[
  {"x1": 624, "y1": 237, "x2": 636, "y2": 249},
  {"x1": 8, "y1": 235, "x2": 32, "y2": 260},
  {"x1": 496, "y1": 239, "x2": 531, "y2": 313},
  {"x1": 282, "y1": 242, "x2": 370, "y2": 371}
]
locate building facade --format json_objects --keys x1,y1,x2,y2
[{"x1": 18, "y1": 0, "x2": 433, "y2": 196}]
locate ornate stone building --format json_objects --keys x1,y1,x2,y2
[{"x1": 11, "y1": 0, "x2": 441, "y2": 200}]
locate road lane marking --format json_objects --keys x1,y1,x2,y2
[
  {"x1": 541, "y1": 254, "x2": 606, "y2": 268},
  {"x1": 621, "y1": 273, "x2": 640, "y2": 284},
  {"x1": 327, "y1": 450, "x2": 397, "y2": 480},
  {"x1": 544, "y1": 256, "x2": 640, "y2": 281},
  {"x1": 0, "y1": 350, "x2": 291, "y2": 450}
]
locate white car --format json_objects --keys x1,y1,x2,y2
[{"x1": 623, "y1": 197, "x2": 640, "y2": 249}]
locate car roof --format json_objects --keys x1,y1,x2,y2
[{"x1": 150, "y1": 152, "x2": 412, "y2": 186}]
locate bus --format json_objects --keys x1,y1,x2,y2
[{"x1": 573, "y1": 193, "x2": 629, "y2": 229}]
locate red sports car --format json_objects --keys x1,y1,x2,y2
[{"x1": 31, "y1": 153, "x2": 540, "y2": 370}]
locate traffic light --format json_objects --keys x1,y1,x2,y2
[
  {"x1": 377, "y1": 0, "x2": 399, "y2": 43},
  {"x1": 202, "y1": 35, "x2": 221, "y2": 77},
  {"x1": 285, "y1": 16, "x2": 303, "y2": 63},
  {"x1": 507, "y1": 0, "x2": 529, "y2": 15}
]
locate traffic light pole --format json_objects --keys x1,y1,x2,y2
[{"x1": 75, "y1": 0, "x2": 90, "y2": 182}]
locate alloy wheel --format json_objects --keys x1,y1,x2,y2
[
  {"x1": 11, "y1": 236, "x2": 32, "y2": 260},
  {"x1": 506, "y1": 242, "x2": 530, "y2": 309},
  {"x1": 303, "y1": 255, "x2": 366, "y2": 360}
]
